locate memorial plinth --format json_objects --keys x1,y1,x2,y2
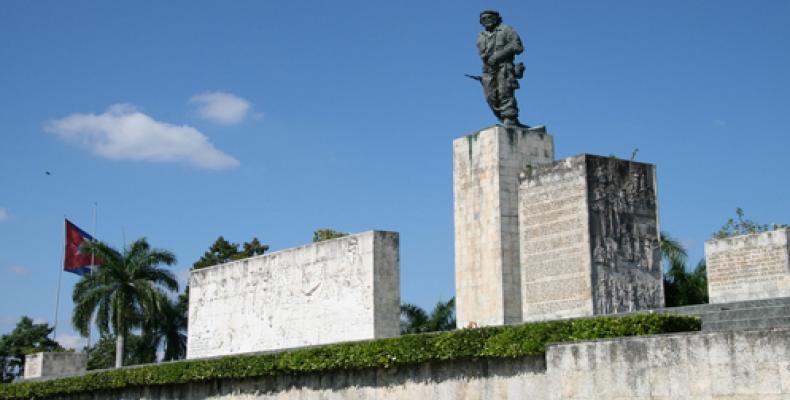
[
  {"x1": 453, "y1": 125, "x2": 554, "y2": 328},
  {"x1": 23, "y1": 352, "x2": 87, "y2": 380},
  {"x1": 187, "y1": 231, "x2": 400, "y2": 359},
  {"x1": 705, "y1": 228, "x2": 790, "y2": 304},
  {"x1": 519, "y1": 154, "x2": 664, "y2": 321}
]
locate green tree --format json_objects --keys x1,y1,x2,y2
[
  {"x1": 71, "y1": 238, "x2": 178, "y2": 368},
  {"x1": 192, "y1": 236, "x2": 269, "y2": 270},
  {"x1": 84, "y1": 334, "x2": 157, "y2": 370},
  {"x1": 660, "y1": 231, "x2": 709, "y2": 306},
  {"x1": 713, "y1": 207, "x2": 787, "y2": 239},
  {"x1": 139, "y1": 295, "x2": 187, "y2": 362},
  {"x1": 312, "y1": 229, "x2": 348, "y2": 243},
  {"x1": 0, "y1": 317, "x2": 64, "y2": 382},
  {"x1": 400, "y1": 298, "x2": 456, "y2": 334}
]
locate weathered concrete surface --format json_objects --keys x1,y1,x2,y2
[
  {"x1": 187, "y1": 231, "x2": 399, "y2": 359},
  {"x1": 453, "y1": 125, "x2": 554, "y2": 328},
  {"x1": 705, "y1": 228, "x2": 790, "y2": 304},
  {"x1": 520, "y1": 155, "x2": 664, "y2": 322},
  {"x1": 547, "y1": 328, "x2": 790, "y2": 399},
  {"x1": 23, "y1": 352, "x2": 87, "y2": 379},
  {"x1": 48, "y1": 328, "x2": 790, "y2": 399}
]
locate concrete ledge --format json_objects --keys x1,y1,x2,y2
[{"x1": 36, "y1": 328, "x2": 790, "y2": 399}]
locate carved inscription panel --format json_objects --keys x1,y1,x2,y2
[
  {"x1": 187, "y1": 231, "x2": 398, "y2": 359},
  {"x1": 520, "y1": 157, "x2": 592, "y2": 321},
  {"x1": 706, "y1": 229, "x2": 790, "y2": 303}
]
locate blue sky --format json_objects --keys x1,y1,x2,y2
[{"x1": 1, "y1": 1, "x2": 788, "y2": 349}]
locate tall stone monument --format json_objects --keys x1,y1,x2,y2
[
  {"x1": 519, "y1": 155, "x2": 664, "y2": 321},
  {"x1": 705, "y1": 228, "x2": 790, "y2": 303},
  {"x1": 454, "y1": 126, "x2": 554, "y2": 327},
  {"x1": 187, "y1": 231, "x2": 400, "y2": 358}
]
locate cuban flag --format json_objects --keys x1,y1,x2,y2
[{"x1": 64, "y1": 219, "x2": 101, "y2": 276}]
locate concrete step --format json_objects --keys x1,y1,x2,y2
[
  {"x1": 702, "y1": 316, "x2": 790, "y2": 331},
  {"x1": 699, "y1": 304, "x2": 790, "y2": 323},
  {"x1": 656, "y1": 297, "x2": 790, "y2": 331},
  {"x1": 661, "y1": 296, "x2": 790, "y2": 316}
]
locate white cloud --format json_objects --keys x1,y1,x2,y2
[
  {"x1": 46, "y1": 104, "x2": 239, "y2": 170},
  {"x1": 0, "y1": 207, "x2": 8, "y2": 222},
  {"x1": 5, "y1": 265, "x2": 29, "y2": 275},
  {"x1": 189, "y1": 92, "x2": 253, "y2": 125}
]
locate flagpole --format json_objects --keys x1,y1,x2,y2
[
  {"x1": 88, "y1": 202, "x2": 97, "y2": 349},
  {"x1": 53, "y1": 218, "x2": 66, "y2": 342}
]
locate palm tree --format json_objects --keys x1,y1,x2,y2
[
  {"x1": 660, "y1": 231, "x2": 708, "y2": 306},
  {"x1": 71, "y1": 238, "x2": 178, "y2": 368},
  {"x1": 400, "y1": 297, "x2": 456, "y2": 334},
  {"x1": 145, "y1": 295, "x2": 187, "y2": 361},
  {"x1": 659, "y1": 231, "x2": 687, "y2": 268}
]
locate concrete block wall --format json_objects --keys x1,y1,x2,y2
[
  {"x1": 23, "y1": 352, "x2": 87, "y2": 380},
  {"x1": 187, "y1": 231, "x2": 400, "y2": 359}
]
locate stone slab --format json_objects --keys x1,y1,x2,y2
[
  {"x1": 453, "y1": 125, "x2": 554, "y2": 328},
  {"x1": 705, "y1": 228, "x2": 790, "y2": 304},
  {"x1": 520, "y1": 154, "x2": 664, "y2": 321},
  {"x1": 23, "y1": 352, "x2": 87, "y2": 379},
  {"x1": 186, "y1": 231, "x2": 400, "y2": 359}
]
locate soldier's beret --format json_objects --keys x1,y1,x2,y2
[{"x1": 480, "y1": 10, "x2": 501, "y2": 18}]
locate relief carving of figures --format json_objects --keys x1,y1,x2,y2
[{"x1": 589, "y1": 158, "x2": 661, "y2": 315}]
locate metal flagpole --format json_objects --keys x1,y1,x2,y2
[
  {"x1": 53, "y1": 218, "x2": 66, "y2": 341},
  {"x1": 88, "y1": 202, "x2": 97, "y2": 349}
]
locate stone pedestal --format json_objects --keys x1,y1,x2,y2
[
  {"x1": 453, "y1": 125, "x2": 554, "y2": 328},
  {"x1": 187, "y1": 231, "x2": 400, "y2": 359},
  {"x1": 519, "y1": 154, "x2": 664, "y2": 322},
  {"x1": 24, "y1": 352, "x2": 87, "y2": 379},
  {"x1": 705, "y1": 228, "x2": 790, "y2": 303}
]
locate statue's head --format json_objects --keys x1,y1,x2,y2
[{"x1": 479, "y1": 10, "x2": 502, "y2": 30}]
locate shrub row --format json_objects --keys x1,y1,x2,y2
[{"x1": 0, "y1": 314, "x2": 700, "y2": 399}]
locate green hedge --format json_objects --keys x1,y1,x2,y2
[{"x1": 0, "y1": 314, "x2": 699, "y2": 399}]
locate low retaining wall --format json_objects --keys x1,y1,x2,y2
[{"x1": 41, "y1": 328, "x2": 790, "y2": 400}]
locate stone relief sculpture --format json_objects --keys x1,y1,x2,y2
[{"x1": 587, "y1": 158, "x2": 662, "y2": 314}]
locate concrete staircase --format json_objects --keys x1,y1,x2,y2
[{"x1": 658, "y1": 296, "x2": 790, "y2": 331}]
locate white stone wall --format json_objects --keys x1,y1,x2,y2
[
  {"x1": 453, "y1": 125, "x2": 554, "y2": 328},
  {"x1": 23, "y1": 352, "x2": 87, "y2": 379},
  {"x1": 705, "y1": 228, "x2": 790, "y2": 303},
  {"x1": 187, "y1": 231, "x2": 399, "y2": 359},
  {"x1": 55, "y1": 328, "x2": 790, "y2": 399}
]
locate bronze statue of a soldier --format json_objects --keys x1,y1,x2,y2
[{"x1": 470, "y1": 10, "x2": 539, "y2": 129}]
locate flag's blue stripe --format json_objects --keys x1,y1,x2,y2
[{"x1": 66, "y1": 219, "x2": 94, "y2": 241}]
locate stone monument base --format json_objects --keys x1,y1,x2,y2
[{"x1": 453, "y1": 125, "x2": 554, "y2": 328}]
